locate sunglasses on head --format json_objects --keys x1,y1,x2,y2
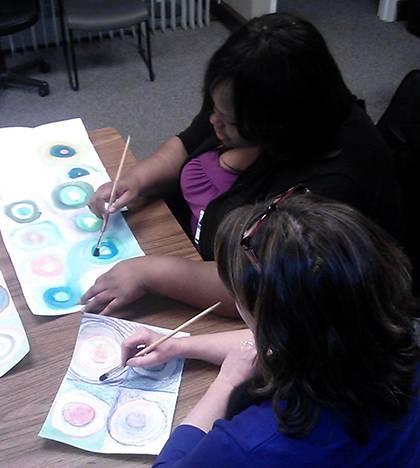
[{"x1": 240, "y1": 184, "x2": 310, "y2": 272}]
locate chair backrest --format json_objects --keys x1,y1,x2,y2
[
  {"x1": 376, "y1": 70, "x2": 420, "y2": 295},
  {"x1": 0, "y1": 0, "x2": 39, "y2": 37}
]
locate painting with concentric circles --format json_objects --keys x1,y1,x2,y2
[
  {"x1": 39, "y1": 313, "x2": 188, "y2": 454},
  {"x1": 0, "y1": 119, "x2": 144, "y2": 316}
]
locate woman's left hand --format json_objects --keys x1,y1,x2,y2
[
  {"x1": 181, "y1": 339, "x2": 258, "y2": 432},
  {"x1": 216, "y1": 340, "x2": 258, "y2": 389}
]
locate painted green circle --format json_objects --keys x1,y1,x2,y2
[
  {"x1": 59, "y1": 186, "x2": 88, "y2": 206},
  {"x1": 52, "y1": 182, "x2": 94, "y2": 210},
  {"x1": 75, "y1": 214, "x2": 102, "y2": 232}
]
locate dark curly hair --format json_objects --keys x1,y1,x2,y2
[
  {"x1": 204, "y1": 13, "x2": 353, "y2": 159},
  {"x1": 214, "y1": 192, "x2": 418, "y2": 443}
]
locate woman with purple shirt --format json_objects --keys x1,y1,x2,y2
[{"x1": 83, "y1": 13, "x2": 403, "y2": 318}]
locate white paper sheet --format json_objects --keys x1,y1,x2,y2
[
  {"x1": 39, "y1": 313, "x2": 187, "y2": 455},
  {"x1": 0, "y1": 270, "x2": 30, "y2": 377},
  {"x1": 0, "y1": 119, "x2": 144, "y2": 316}
]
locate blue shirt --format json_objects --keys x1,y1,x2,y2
[{"x1": 154, "y1": 395, "x2": 419, "y2": 467}]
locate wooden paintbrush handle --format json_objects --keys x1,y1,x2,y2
[{"x1": 133, "y1": 301, "x2": 221, "y2": 358}]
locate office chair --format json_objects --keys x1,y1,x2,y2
[
  {"x1": 376, "y1": 70, "x2": 420, "y2": 299},
  {"x1": 58, "y1": 0, "x2": 154, "y2": 91},
  {"x1": 0, "y1": 0, "x2": 50, "y2": 96}
]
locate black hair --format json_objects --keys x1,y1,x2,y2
[
  {"x1": 215, "y1": 193, "x2": 418, "y2": 443},
  {"x1": 204, "y1": 13, "x2": 353, "y2": 159}
]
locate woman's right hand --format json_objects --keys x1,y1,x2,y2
[
  {"x1": 88, "y1": 173, "x2": 141, "y2": 218},
  {"x1": 122, "y1": 326, "x2": 182, "y2": 368}
]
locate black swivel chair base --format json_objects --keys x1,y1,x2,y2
[{"x1": 0, "y1": 53, "x2": 50, "y2": 96}]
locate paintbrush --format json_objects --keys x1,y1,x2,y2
[
  {"x1": 93, "y1": 135, "x2": 131, "y2": 257},
  {"x1": 99, "y1": 301, "x2": 221, "y2": 382}
]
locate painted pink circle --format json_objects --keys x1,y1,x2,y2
[
  {"x1": 90, "y1": 343, "x2": 110, "y2": 364},
  {"x1": 62, "y1": 402, "x2": 95, "y2": 427},
  {"x1": 24, "y1": 231, "x2": 45, "y2": 244},
  {"x1": 31, "y1": 255, "x2": 64, "y2": 277}
]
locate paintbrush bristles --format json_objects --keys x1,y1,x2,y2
[{"x1": 92, "y1": 135, "x2": 130, "y2": 257}]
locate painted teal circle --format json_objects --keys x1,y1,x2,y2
[
  {"x1": 52, "y1": 182, "x2": 94, "y2": 210},
  {"x1": 4, "y1": 200, "x2": 41, "y2": 223},
  {"x1": 59, "y1": 186, "x2": 88, "y2": 206},
  {"x1": 91, "y1": 240, "x2": 119, "y2": 259},
  {"x1": 43, "y1": 286, "x2": 78, "y2": 309},
  {"x1": 18, "y1": 207, "x2": 31, "y2": 216},
  {"x1": 49, "y1": 145, "x2": 76, "y2": 158},
  {"x1": 0, "y1": 286, "x2": 10, "y2": 312},
  {"x1": 68, "y1": 167, "x2": 89, "y2": 179},
  {"x1": 75, "y1": 214, "x2": 102, "y2": 232}
]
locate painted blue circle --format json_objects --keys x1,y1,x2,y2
[
  {"x1": 68, "y1": 167, "x2": 90, "y2": 179},
  {"x1": 91, "y1": 240, "x2": 119, "y2": 259},
  {"x1": 0, "y1": 286, "x2": 10, "y2": 313},
  {"x1": 49, "y1": 145, "x2": 76, "y2": 158},
  {"x1": 43, "y1": 286, "x2": 79, "y2": 309}
]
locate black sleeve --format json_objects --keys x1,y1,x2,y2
[{"x1": 177, "y1": 94, "x2": 214, "y2": 155}]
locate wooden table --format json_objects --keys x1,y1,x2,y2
[{"x1": 0, "y1": 128, "x2": 244, "y2": 467}]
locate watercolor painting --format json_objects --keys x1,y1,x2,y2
[
  {"x1": 0, "y1": 119, "x2": 144, "y2": 316},
  {"x1": 39, "y1": 313, "x2": 187, "y2": 454},
  {"x1": 0, "y1": 270, "x2": 30, "y2": 377}
]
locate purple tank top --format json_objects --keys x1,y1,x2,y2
[{"x1": 180, "y1": 149, "x2": 239, "y2": 237}]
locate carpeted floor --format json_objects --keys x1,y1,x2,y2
[{"x1": 0, "y1": 1, "x2": 419, "y2": 160}]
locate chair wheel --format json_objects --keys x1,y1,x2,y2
[
  {"x1": 39, "y1": 62, "x2": 50, "y2": 73},
  {"x1": 39, "y1": 83, "x2": 50, "y2": 97}
]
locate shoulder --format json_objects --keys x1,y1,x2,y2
[
  {"x1": 211, "y1": 395, "x2": 420, "y2": 468},
  {"x1": 214, "y1": 400, "x2": 280, "y2": 452},
  {"x1": 336, "y1": 103, "x2": 390, "y2": 158}
]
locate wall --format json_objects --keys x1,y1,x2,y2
[{"x1": 222, "y1": 0, "x2": 276, "y2": 21}]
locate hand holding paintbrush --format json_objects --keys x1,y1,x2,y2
[
  {"x1": 99, "y1": 301, "x2": 221, "y2": 381},
  {"x1": 93, "y1": 135, "x2": 131, "y2": 257}
]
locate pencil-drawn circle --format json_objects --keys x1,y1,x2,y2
[
  {"x1": 43, "y1": 286, "x2": 79, "y2": 309},
  {"x1": 10, "y1": 222, "x2": 62, "y2": 250},
  {"x1": 70, "y1": 323, "x2": 124, "y2": 383},
  {"x1": 51, "y1": 389, "x2": 108, "y2": 438},
  {"x1": 0, "y1": 333, "x2": 15, "y2": 358},
  {"x1": 49, "y1": 144, "x2": 77, "y2": 158},
  {"x1": 108, "y1": 399, "x2": 167, "y2": 446},
  {"x1": 0, "y1": 328, "x2": 24, "y2": 368},
  {"x1": 52, "y1": 182, "x2": 94, "y2": 210},
  {"x1": 4, "y1": 200, "x2": 41, "y2": 223},
  {"x1": 68, "y1": 167, "x2": 90, "y2": 179},
  {"x1": 132, "y1": 358, "x2": 179, "y2": 382},
  {"x1": 74, "y1": 213, "x2": 102, "y2": 232},
  {"x1": 0, "y1": 286, "x2": 10, "y2": 313},
  {"x1": 30, "y1": 255, "x2": 64, "y2": 277}
]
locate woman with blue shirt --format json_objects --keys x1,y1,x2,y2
[{"x1": 122, "y1": 189, "x2": 419, "y2": 467}]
